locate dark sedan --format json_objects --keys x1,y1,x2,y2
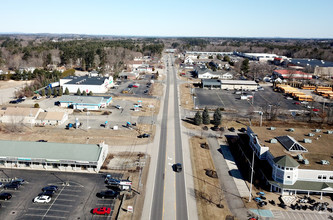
[
  {"x1": 97, "y1": 190, "x2": 119, "y2": 199},
  {"x1": 0, "y1": 193, "x2": 12, "y2": 200}
]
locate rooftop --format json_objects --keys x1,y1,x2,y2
[
  {"x1": 251, "y1": 126, "x2": 333, "y2": 170},
  {"x1": 59, "y1": 95, "x2": 111, "y2": 105},
  {"x1": 36, "y1": 112, "x2": 66, "y2": 121},
  {"x1": 4, "y1": 107, "x2": 40, "y2": 117},
  {"x1": 221, "y1": 80, "x2": 258, "y2": 85},
  {"x1": 0, "y1": 140, "x2": 103, "y2": 162},
  {"x1": 289, "y1": 59, "x2": 333, "y2": 68},
  {"x1": 63, "y1": 75, "x2": 109, "y2": 85}
]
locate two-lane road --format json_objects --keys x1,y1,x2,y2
[{"x1": 150, "y1": 53, "x2": 188, "y2": 220}]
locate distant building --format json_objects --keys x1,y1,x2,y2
[
  {"x1": 184, "y1": 57, "x2": 194, "y2": 65},
  {"x1": 273, "y1": 69, "x2": 312, "y2": 80},
  {"x1": 136, "y1": 64, "x2": 153, "y2": 73},
  {"x1": 234, "y1": 52, "x2": 287, "y2": 62},
  {"x1": 0, "y1": 140, "x2": 108, "y2": 173},
  {"x1": 119, "y1": 71, "x2": 140, "y2": 80},
  {"x1": 58, "y1": 95, "x2": 112, "y2": 110},
  {"x1": 60, "y1": 75, "x2": 114, "y2": 94},
  {"x1": 165, "y1": 49, "x2": 177, "y2": 53},
  {"x1": 221, "y1": 80, "x2": 258, "y2": 90}
]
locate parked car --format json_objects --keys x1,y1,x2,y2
[
  {"x1": 42, "y1": 185, "x2": 58, "y2": 192},
  {"x1": 4, "y1": 183, "x2": 20, "y2": 190},
  {"x1": 173, "y1": 163, "x2": 182, "y2": 172},
  {"x1": 0, "y1": 193, "x2": 12, "y2": 200},
  {"x1": 115, "y1": 105, "x2": 122, "y2": 109},
  {"x1": 0, "y1": 182, "x2": 3, "y2": 188},
  {"x1": 32, "y1": 96, "x2": 38, "y2": 100},
  {"x1": 33, "y1": 195, "x2": 51, "y2": 203},
  {"x1": 92, "y1": 207, "x2": 111, "y2": 215},
  {"x1": 137, "y1": 133, "x2": 150, "y2": 138},
  {"x1": 9, "y1": 100, "x2": 18, "y2": 104},
  {"x1": 97, "y1": 190, "x2": 119, "y2": 199},
  {"x1": 11, "y1": 178, "x2": 25, "y2": 185},
  {"x1": 294, "y1": 102, "x2": 300, "y2": 105},
  {"x1": 38, "y1": 190, "x2": 54, "y2": 197},
  {"x1": 313, "y1": 108, "x2": 320, "y2": 112},
  {"x1": 229, "y1": 127, "x2": 235, "y2": 132}
]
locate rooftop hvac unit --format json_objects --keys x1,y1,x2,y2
[
  {"x1": 269, "y1": 127, "x2": 276, "y2": 130},
  {"x1": 303, "y1": 159, "x2": 309, "y2": 165},
  {"x1": 297, "y1": 154, "x2": 303, "y2": 160},
  {"x1": 270, "y1": 139, "x2": 277, "y2": 143},
  {"x1": 321, "y1": 160, "x2": 330, "y2": 165},
  {"x1": 308, "y1": 133, "x2": 315, "y2": 137},
  {"x1": 315, "y1": 129, "x2": 321, "y2": 133},
  {"x1": 288, "y1": 128, "x2": 295, "y2": 132},
  {"x1": 303, "y1": 139, "x2": 312, "y2": 143}
]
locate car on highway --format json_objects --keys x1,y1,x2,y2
[
  {"x1": 37, "y1": 140, "x2": 48, "y2": 142},
  {"x1": 4, "y1": 183, "x2": 20, "y2": 190},
  {"x1": 97, "y1": 190, "x2": 119, "y2": 199},
  {"x1": 137, "y1": 133, "x2": 150, "y2": 138},
  {"x1": 173, "y1": 163, "x2": 182, "y2": 172},
  {"x1": 42, "y1": 185, "x2": 58, "y2": 192},
  {"x1": 33, "y1": 195, "x2": 51, "y2": 203},
  {"x1": 92, "y1": 207, "x2": 111, "y2": 215},
  {"x1": 0, "y1": 193, "x2": 12, "y2": 200}
]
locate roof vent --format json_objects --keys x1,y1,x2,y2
[
  {"x1": 297, "y1": 154, "x2": 303, "y2": 160},
  {"x1": 314, "y1": 129, "x2": 321, "y2": 133},
  {"x1": 303, "y1": 159, "x2": 309, "y2": 165},
  {"x1": 308, "y1": 133, "x2": 315, "y2": 137},
  {"x1": 303, "y1": 139, "x2": 312, "y2": 143}
]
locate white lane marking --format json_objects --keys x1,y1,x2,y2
[{"x1": 24, "y1": 214, "x2": 66, "y2": 219}]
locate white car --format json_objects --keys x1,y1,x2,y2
[
  {"x1": 115, "y1": 105, "x2": 122, "y2": 109},
  {"x1": 33, "y1": 195, "x2": 51, "y2": 203}
]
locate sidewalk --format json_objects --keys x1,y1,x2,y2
[{"x1": 207, "y1": 136, "x2": 248, "y2": 220}]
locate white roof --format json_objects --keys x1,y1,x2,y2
[{"x1": 221, "y1": 80, "x2": 258, "y2": 85}]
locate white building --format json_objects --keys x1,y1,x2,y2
[
  {"x1": 184, "y1": 57, "x2": 194, "y2": 65},
  {"x1": 58, "y1": 95, "x2": 112, "y2": 110},
  {"x1": 221, "y1": 80, "x2": 258, "y2": 90},
  {"x1": 221, "y1": 72, "x2": 233, "y2": 79},
  {"x1": 246, "y1": 127, "x2": 333, "y2": 198},
  {"x1": 60, "y1": 75, "x2": 114, "y2": 94}
]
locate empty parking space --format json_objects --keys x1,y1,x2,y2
[
  {"x1": 0, "y1": 169, "x2": 122, "y2": 219},
  {"x1": 271, "y1": 210, "x2": 332, "y2": 220}
]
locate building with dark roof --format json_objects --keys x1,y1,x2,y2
[{"x1": 60, "y1": 75, "x2": 114, "y2": 94}]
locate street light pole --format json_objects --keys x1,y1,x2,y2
[{"x1": 249, "y1": 150, "x2": 255, "y2": 202}]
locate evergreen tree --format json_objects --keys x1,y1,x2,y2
[
  {"x1": 88, "y1": 91, "x2": 93, "y2": 96},
  {"x1": 241, "y1": 58, "x2": 249, "y2": 74},
  {"x1": 76, "y1": 88, "x2": 81, "y2": 96},
  {"x1": 194, "y1": 111, "x2": 202, "y2": 126},
  {"x1": 58, "y1": 87, "x2": 63, "y2": 96},
  {"x1": 64, "y1": 87, "x2": 69, "y2": 95},
  {"x1": 41, "y1": 89, "x2": 45, "y2": 96},
  {"x1": 47, "y1": 87, "x2": 52, "y2": 96},
  {"x1": 82, "y1": 90, "x2": 87, "y2": 96},
  {"x1": 213, "y1": 108, "x2": 222, "y2": 126},
  {"x1": 53, "y1": 87, "x2": 58, "y2": 96},
  {"x1": 202, "y1": 107, "x2": 210, "y2": 125}
]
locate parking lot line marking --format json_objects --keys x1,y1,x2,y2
[
  {"x1": 215, "y1": 91, "x2": 225, "y2": 107},
  {"x1": 42, "y1": 186, "x2": 66, "y2": 218},
  {"x1": 28, "y1": 207, "x2": 49, "y2": 211},
  {"x1": 57, "y1": 193, "x2": 80, "y2": 197},
  {"x1": 54, "y1": 198, "x2": 75, "y2": 202},
  {"x1": 51, "y1": 204, "x2": 73, "y2": 207},
  {"x1": 24, "y1": 214, "x2": 66, "y2": 219},
  {"x1": 61, "y1": 189, "x2": 81, "y2": 192},
  {"x1": 47, "y1": 209, "x2": 70, "y2": 213}
]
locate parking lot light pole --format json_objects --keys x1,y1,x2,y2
[{"x1": 249, "y1": 150, "x2": 255, "y2": 202}]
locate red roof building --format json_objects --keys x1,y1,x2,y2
[{"x1": 273, "y1": 69, "x2": 312, "y2": 80}]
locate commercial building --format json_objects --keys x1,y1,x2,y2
[
  {"x1": 233, "y1": 52, "x2": 287, "y2": 62},
  {"x1": 0, "y1": 140, "x2": 108, "y2": 173},
  {"x1": 60, "y1": 75, "x2": 114, "y2": 94},
  {"x1": 221, "y1": 80, "x2": 258, "y2": 90},
  {"x1": 119, "y1": 71, "x2": 139, "y2": 80},
  {"x1": 273, "y1": 69, "x2": 312, "y2": 80},
  {"x1": 201, "y1": 79, "x2": 221, "y2": 89},
  {"x1": 244, "y1": 127, "x2": 333, "y2": 198},
  {"x1": 58, "y1": 95, "x2": 112, "y2": 110},
  {"x1": 35, "y1": 112, "x2": 68, "y2": 126},
  {"x1": 0, "y1": 107, "x2": 42, "y2": 124}
]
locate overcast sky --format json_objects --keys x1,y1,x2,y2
[{"x1": 1, "y1": 0, "x2": 333, "y2": 38}]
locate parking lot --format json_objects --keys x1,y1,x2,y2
[
  {"x1": 111, "y1": 75, "x2": 154, "y2": 97},
  {"x1": 0, "y1": 169, "x2": 122, "y2": 220},
  {"x1": 194, "y1": 86, "x2": 323, "y2": 117}
]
